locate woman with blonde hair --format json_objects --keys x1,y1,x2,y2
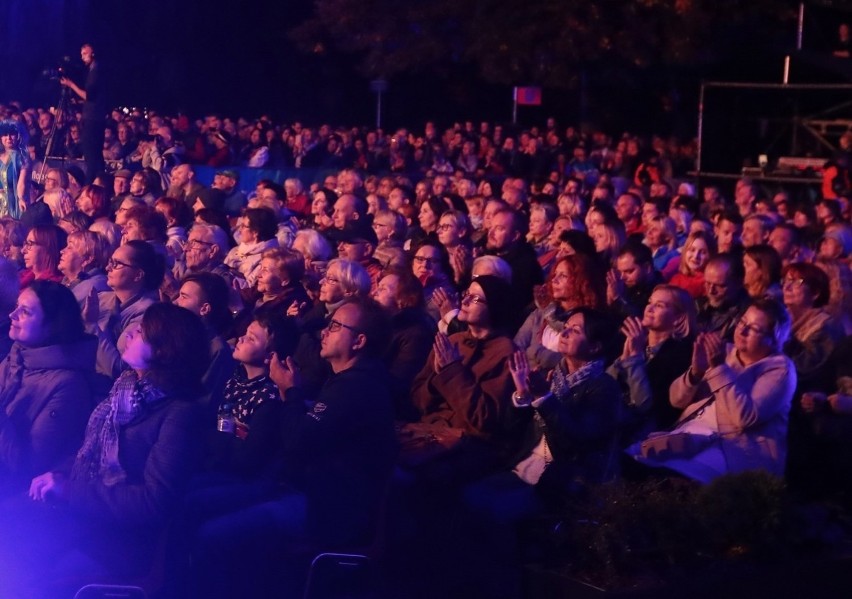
[
  {"x1": 670, "y1": 230, "x2": 716, "y2": 299},
  {"x1": 608, "y1": 284, "x2": 697, "y2": 433},
  {"x1": 591, "y1": 220, "x2": 626, "y2": 266}
]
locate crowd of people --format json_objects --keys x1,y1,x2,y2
[{"x1": 0, "y1": 92, "x2": 850, "y2": 598}]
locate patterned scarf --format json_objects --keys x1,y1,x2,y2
[
  {"x1": 550, "y1": 359, "x2": 605, "y2": 400},
  {"x1": 72, "y1": 370, "x2": 167, "y2": 486}
]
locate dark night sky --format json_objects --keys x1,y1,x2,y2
[{"x1": 3, "y1": 0, "x2": 852, "y2": 140}]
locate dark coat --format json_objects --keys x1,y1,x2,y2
[
  {"x1": 283, "y1": 358, "x2": 396, "y2": 547},
  {"x1": 0, "y1": 337, "x2": 97, "y2": 490},
  {"x1": 516, "y1": 371, "x2": 623, "y2": 495},
  {"x1": 64, "y1": 396, "x2": 204, "y2": 529},
  {"x1": 384, "y1": 307, "x2": 436, "y2": 421}
]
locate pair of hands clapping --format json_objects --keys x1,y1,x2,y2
[
  {"x1": 689, "y1": 332, "x2": 726, "y2": 381},
  {"x1": 508, "y1": 350, "x2": 550, "y2": 404},
  {"x1": 433, "y1": 332, "x2": 461, "y2": 371}
]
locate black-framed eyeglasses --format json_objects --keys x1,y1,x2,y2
[
  {"x1": 23, "y1": 239, "x2": 41, "y2": 249},
  {"x1": 413, "y1": 256, "x2": 438, "y2": 265},
  {"x1": 326, "y1": 318, "x2": 359, "y2": 334},
  {"x1": 107, "y1": 258, "x2": 137, "y2": 270}
]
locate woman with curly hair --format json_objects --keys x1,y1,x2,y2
[{"x1": 514, "y1": 253, "x2": 606, "y2": 374}]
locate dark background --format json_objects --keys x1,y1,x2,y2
[{"x1": 3, "y1": 0, "x2": 852, "y2": 168}]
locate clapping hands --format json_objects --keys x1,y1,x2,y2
[
  {"x1": 433, "y1": 332, "x2": 461, "y2": 371},
  {"x1": 619, "y1": 317, "x2": 648, "y2": 360},
  {"x1": 690, "y1": 332, "x2": 726, "y2": 381}
]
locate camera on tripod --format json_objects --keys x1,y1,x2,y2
[
  {"x1": 41, "y1": 56, "x2": 74, "y2": 81},
  {"x1": 41, "y1": 66, "x2": 65, "y2": 81}
]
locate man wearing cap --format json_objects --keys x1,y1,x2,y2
[
  {"x1": 335, "y1": 221, "x2": 383, "y2": 289},
  {"x1": 212, "y1": 169, "x2": 246, "y2": 218}
]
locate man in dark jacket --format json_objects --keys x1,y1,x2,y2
[
  {"x1": 696, "y1": 254, "x2": 749, "y2": 342},
  {"x1": 192, "y1": 298, "x2": 396, "y2": 597}
]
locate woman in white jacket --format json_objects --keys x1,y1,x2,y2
[{"x1": 629, "y1": 298, "x2": 796, "y2": 483}]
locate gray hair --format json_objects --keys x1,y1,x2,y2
[
  {"x1": 294, "y1": 229, "x2": 332, "y2": 262},
  {"x1": 190, "y1": 223, "x2": 230, "y2": 257},
  {"x1": 472, "y1": 255, "x2": 512, "y2": 284},
  {"x1": 327, "y1": 258, "x2": 371, "y2": 297}
]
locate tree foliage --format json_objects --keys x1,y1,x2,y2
[{"x1": 290, "y1": 0, "x2": 798, "y2": 88}]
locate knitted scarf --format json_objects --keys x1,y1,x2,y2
[
  {"x1": 72, "y1": 370, "x2": 167, "y2": 486},
  {"x1": 550, "y1": 359, "x2": 605, "y2": 400}
]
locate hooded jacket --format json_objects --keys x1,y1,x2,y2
[{"x1": 0, "y1": 335, "x2": 97, "y2": 488}]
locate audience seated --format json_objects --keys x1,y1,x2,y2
[
  {"x1": 1, "y1": 100, "x2": 852, "y2": 595},
  {"x1": 0, "y1": 303, "x2": 208, "y2": 597},
  {"x1": 627, "y1": 299, "x2": 796, "y2": 483}
]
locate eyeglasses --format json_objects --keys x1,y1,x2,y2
[
  {"x1": 321, "y1": 275, "x2": 340, "y2": 285},
  {"x1": 736, "y1": 318, "x2": 769, "y2": 338},
  {"x1": 413, "y1": 256, "x2": 438, "y2": 265},
  {"x1": 23, "y1": 239, "x2": 41, "y2": 249},
  {"x1": 437, "y1": 224, "x2": 454, "y2": 231},
  {"x1": 461, "y1": 292, "x2": 487, "y2": 305},
  {"x1": 326, "y1": 318, "x2": 359, "y2": 334},
  {"x1": 186, "y1": 239, "x2": 214, "y2": 250},
  {"x1": 782, "y1": 276, "x2": 805, "y2": 289},
  {"x1": 107, "y1": 258, "x2": 137, "y2": 270}
]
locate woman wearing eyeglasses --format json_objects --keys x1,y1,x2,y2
[
  {"x1": 410, "y1": 239, "x2": 455, "y2": 324},
  {"x1": 781, "y1": 262, "x2": 844, "y2": 395},
  {"x1": 409, "y1": 275, "x2": 522, "y2": 480},
  {"x1": 20, "y1": 224, "x2": 66, "y2": 287},
  {"x1": 628, "y1": 298, "x2": 796, "y2": 483},
  {"x1": 84, "y1": 240, "x2": 164, "y2": 379}
]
